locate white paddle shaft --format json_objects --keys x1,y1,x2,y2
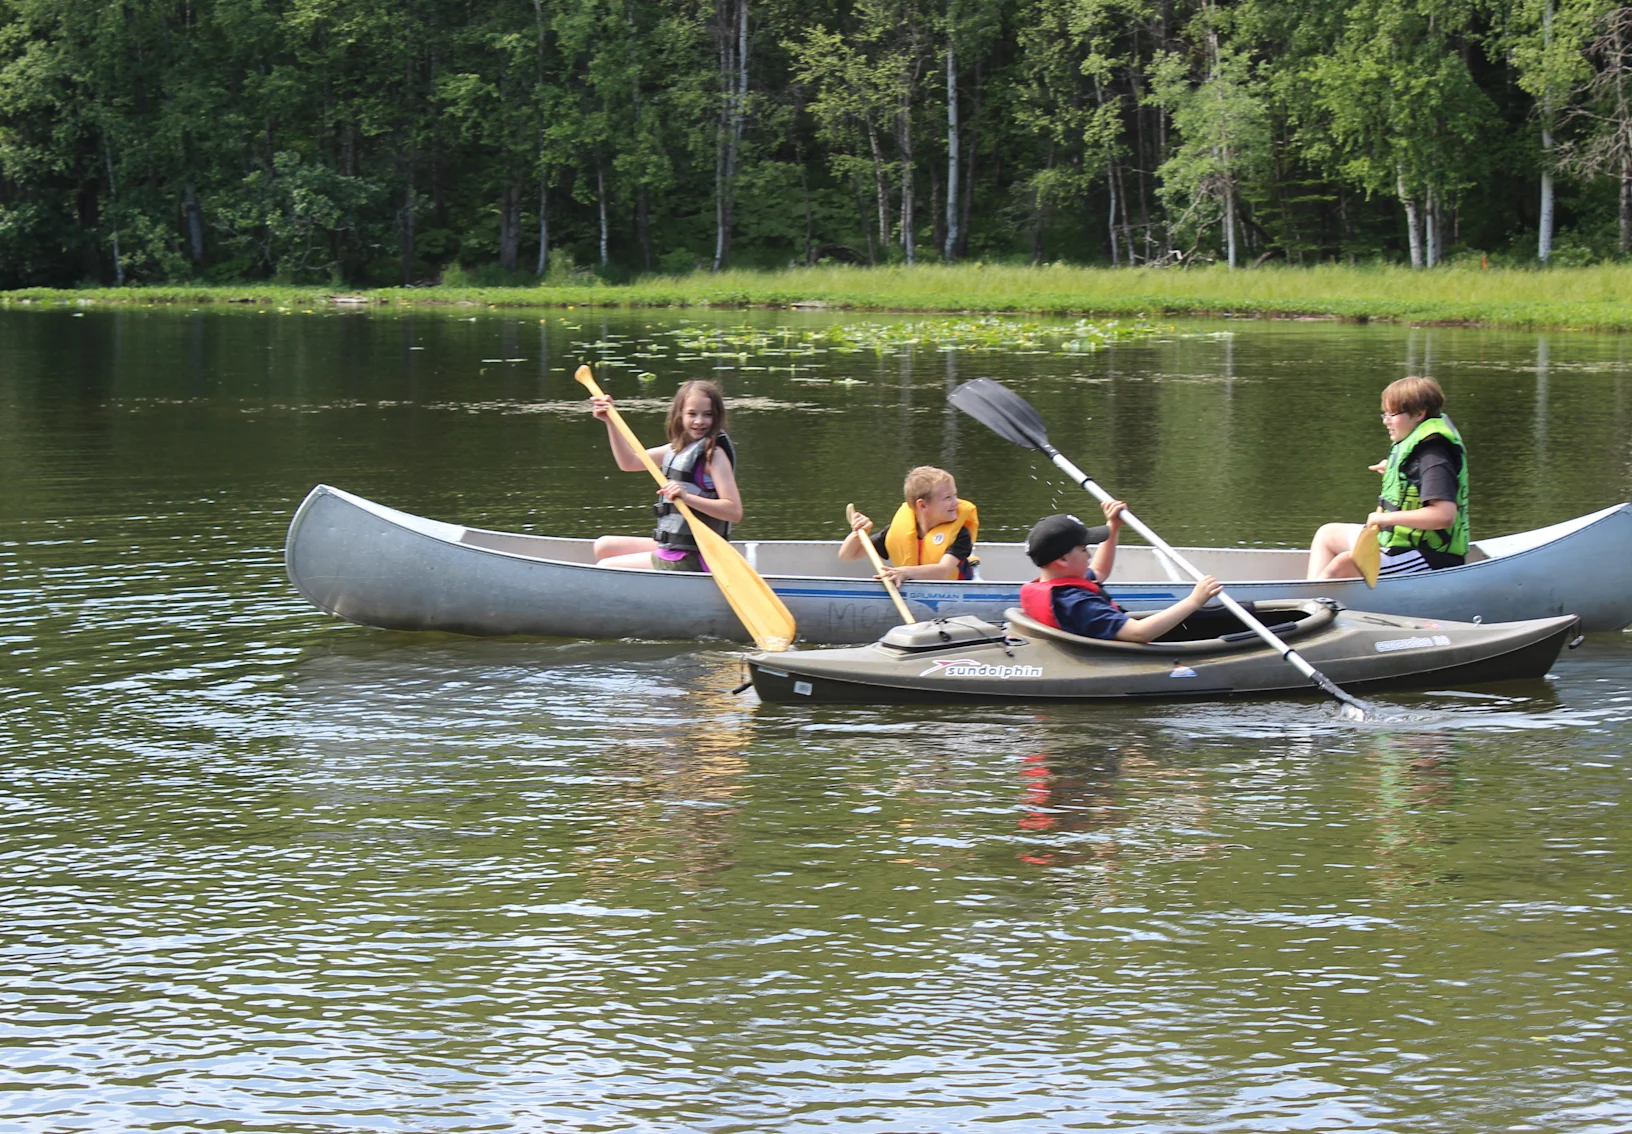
[{"x1": 1048, "y1": 451, "x2": 1329, "y2": 688}]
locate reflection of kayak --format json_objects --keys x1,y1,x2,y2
[
  {"x1": 285, "y1": 485, "x2": 1632, "y2": 643},
  {"x1": 746, "y1": 602, "x2": 1581, "y2": 704}
]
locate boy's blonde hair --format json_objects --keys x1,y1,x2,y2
[
  {"x1": 1382, "y1": 376, "x2": 1446, "y2": 418},
  {"x1": 903, "y1": 465, "x2": 954, "y2": 504}
]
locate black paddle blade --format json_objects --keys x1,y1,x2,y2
[{"x1": 948, "y1": 378, "x2": 1050, "y2": 451}]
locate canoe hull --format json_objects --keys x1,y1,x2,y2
[
  {"x1": 746, "y1": 608, "x2": 1580, "y2": 704},
  {"x1": 285, "y1": 485, "x2": 1632, "y2": 642}
]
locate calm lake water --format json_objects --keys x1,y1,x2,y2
[{"x1": 2, "y1": 304, "x2": 1630, "y2": 1132}]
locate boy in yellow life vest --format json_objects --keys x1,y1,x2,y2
[{"x1": 839, "y1": 466, "x2": 979, "y2": 584}]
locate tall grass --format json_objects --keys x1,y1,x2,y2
[{"x1": 6, "y1": 262, "x2": 1632, "y2": 330}]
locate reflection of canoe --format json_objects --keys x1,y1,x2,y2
[
  {"x1": 746, "y1": 603, "x2": 1580, "y2": 704},
  {"x1": 285, "y1": 485, "x2": 1632, "y2": 643}
]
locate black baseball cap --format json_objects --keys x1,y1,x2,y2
[{"x1": 1025, "y1": 514, "x2": 1112, "y2": 566}]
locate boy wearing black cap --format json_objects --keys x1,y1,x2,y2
[{"x1": 1020, "y1": 500, "x2": 1222, "y2": 643}]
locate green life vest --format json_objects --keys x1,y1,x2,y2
[{"x1": 1377, "y1": 415, "x2": 1469, "y2": 557}]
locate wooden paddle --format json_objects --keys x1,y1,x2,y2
[
  {"x1": 948, "y1": 377, "x2": 1371, "y2": 721},
  {"x1": 847, "y1": 503, "x2": 915, "y2": 625},
  {"x1": 1352, "y1": 523, "x2": 1381, "y2": 587},
  {"x1": 576, "y1": 365, "x2": 795, "y2": 652}
]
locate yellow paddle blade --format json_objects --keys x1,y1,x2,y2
[
  {"x1": 576, "y1": 364, "x2": 796, "y2": 650},
  {"x1": 1353, "y1": 523, "x2": 1381, "y2": 588},
  {"x1": 687, "y1": 517, "x2": 797, "y2": 651}
]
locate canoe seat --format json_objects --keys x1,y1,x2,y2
[{"x1": 1003, "y1": 599, "x2": 1336, "y2": 656}]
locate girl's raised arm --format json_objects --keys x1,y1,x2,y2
[{"x1": 591, "y1": 394, "x2": 669, "y2": 471}]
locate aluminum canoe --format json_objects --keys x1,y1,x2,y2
[
  {"x1": 285, "y1": 484, "x2": 1632, "y2": 642},
  {"x1": 746, "y1": 604, "x2": 1580, "y2": 704}
]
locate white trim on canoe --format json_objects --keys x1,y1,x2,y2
[{"x1": 286, "y1": 484, "x2": 1632, "y2": 642}]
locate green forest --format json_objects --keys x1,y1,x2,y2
[{"x1": 2, "y1": 0, "x2": 1630, "y2": 289}]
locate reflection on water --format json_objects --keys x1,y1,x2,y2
[{"x1": 2, "y1": 308, "x2": 1631, "y2": 1131}]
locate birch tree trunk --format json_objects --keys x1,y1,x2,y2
[
  {"x1": 944, "y1": 38, "x2": 959, "y2": 261},
  {"x1": 533, "y1": 0, "x2": 549, "y2": 277},
  {"x1": 1539, "y1": 155, "x2": 1554, "y2": 264},
  {"x1": 899, "y1": 105, "x2": 915, "y2": 264},
  {"x1": 1107, "y1": 156, "x2": 1120, "y2": 266},
  {"x1": 1425, "y1": 185, "x2": 1439, "y2": 267},
  {"x1": 1539, "y1": 0, "x2": 1555, "y2": 265},
  {"x1": 597, "y1": 163, "x2": 609, "y2": 266},
  {"x1": 712, "y1": 13, "x2": 732, "y2": 272},
  {"x1": 100, "y1": 139, "x2": 124, "y2": 285},
  {"x1": 1399, "y1": 169, "x2": 1423, "y2": 268},
  {"x1": 536, "y1": 173, "x2": 549, "y2": 277},
  {"x1": 711, "y1": 0, "x2": 747, "y2": 272},
  {"x1": 1116, "y1": 160, "x2": 1135, "y2": 263},
  {"x1": 868, "y1": 119, "x2": 891, "y2": 253},
  {"x1": 1621, "y1": 158, "x2": 1631, "y2": 253}
]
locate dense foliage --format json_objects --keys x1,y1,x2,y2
[{"x1": 2, "y1": 0, "x2": 1630, "y2": 288}]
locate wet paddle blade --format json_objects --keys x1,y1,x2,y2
[
  {"x1": 686, "y1": 520, "x2": 797, "y2": 651},
  {"x1": 1353, "y1": 523, "x2": 1381, "y2": 588},
  {"x1": 948, "y1": 378, "x2": 1050, "y2": 451}
]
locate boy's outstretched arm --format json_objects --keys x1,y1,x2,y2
[{"x1": 1113, "y1": 576, "x2": 1222, "y2": 644}]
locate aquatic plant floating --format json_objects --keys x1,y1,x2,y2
[{"x1": 669, "y1": 317, "x2": 1170, "y2": 358}]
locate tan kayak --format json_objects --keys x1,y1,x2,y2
[{"x1": 746, "y1": 600, "x2": 1580, "y2": 704}]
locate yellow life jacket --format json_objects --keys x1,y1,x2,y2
[{"x1": 883, "y1": 499, "x2": 979, "y2": 571}]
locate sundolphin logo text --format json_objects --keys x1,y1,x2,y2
[{"x1": 919, "y1": 658, "x2": 1044, "y2": 679}]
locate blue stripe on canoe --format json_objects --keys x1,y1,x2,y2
[
  {"x1": 767, "y1": 586, "x2": 1184, "y2": 610},
  {"x1": 768, "y1": 587, "x2": 1022, "y2": 601}
]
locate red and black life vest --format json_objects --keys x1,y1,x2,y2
[{"x1": 1018, "y1": 575, "x2": 1123, "y2": 628}]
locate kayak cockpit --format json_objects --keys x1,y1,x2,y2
[{"x1": 1001, "y1": 598, "x2": 1338, "y2": 656}]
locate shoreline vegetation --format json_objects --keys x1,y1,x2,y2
[{"x1": 5, "y1": 264, "x2": 1632, "y2": 332}]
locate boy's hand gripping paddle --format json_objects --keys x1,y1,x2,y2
[
  {"x1": 577, "y1": 365, "x2": 795, "y2": 651},
  {"x1": 847, "y1": 504, "x2": 915, "y2": 626},
  {"x1": 948, "y1": 377, "x2": 1371, "y2": 721}
]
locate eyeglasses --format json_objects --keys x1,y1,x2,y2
[{"x1": 1380, "y1": 410, "x2": 1407, "y2": 421}]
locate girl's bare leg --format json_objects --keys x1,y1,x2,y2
[
  {"x1": 594, "y1": 535, "x2": 658, "y2": 562},
  {"x1": 597, "y1": 550, "x2": 663, "y2": 570}
]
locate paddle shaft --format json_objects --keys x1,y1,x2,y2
[
  {"x1": 848, "y1": 504, "x2": 915, "y2": 625},
  {"x1": 1043, "y1": 447, "x2": 1368, "y2": 713}
]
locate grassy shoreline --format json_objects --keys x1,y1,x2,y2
[{"x1": 6, "y1": 263, "x2": 1632, "y2": 331}]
